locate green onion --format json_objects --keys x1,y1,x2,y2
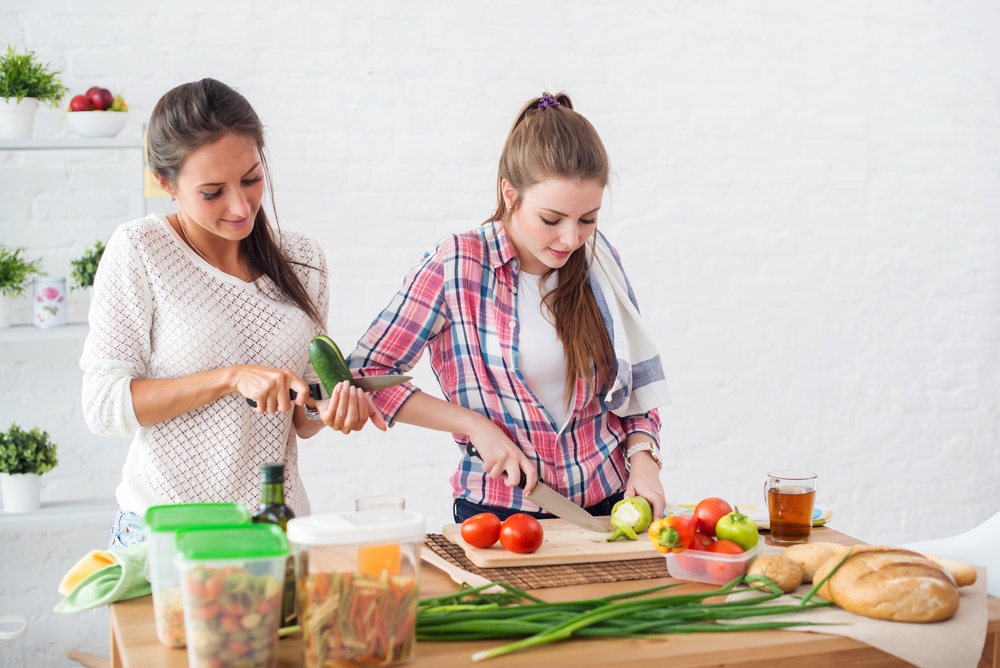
[{"x1": 416, "y1": 575, "x2": 833, "y2": 662}]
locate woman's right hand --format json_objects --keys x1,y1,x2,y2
[
  {"x1": 232, "y1": 364, "x2": 310, "y2": 413},
  {"x1": 318, "y1": 381, "x2": 388, "y2": 434},
  {"x1": 466, "y1": 418, "x2": 539, "y2": 493}
]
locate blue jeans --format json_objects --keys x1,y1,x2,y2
[
  {"x1": 109, "y1": 507, "x2": 146, "y2": 549},
  {"x1": 453, "y1": 490, "x2": 625, "y2": 523}
]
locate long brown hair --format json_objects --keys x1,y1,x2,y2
[
  {"x1": 489, "y1": 93, "x2": 615, "y2": 398},
  {"x1": 147, "y1": 78, "x2": 322, "y2": 325}
]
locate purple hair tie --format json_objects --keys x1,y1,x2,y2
[{"x1": 537, "y1": 93, "x2": 560, "y2": 109}]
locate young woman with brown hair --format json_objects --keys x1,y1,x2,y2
[
  {"x1": 350, "y1": 93, "x2": 670, "y2": 522},
  {"x1": 81, "y1": 78, "x2": 384, "y2": 547}
]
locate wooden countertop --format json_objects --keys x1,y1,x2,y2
[{"x1": 109, "y1": 527, "x2": 1000, "y2": 667}]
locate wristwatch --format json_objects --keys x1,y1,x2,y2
[
  {"x1": 625, "y1": 442, "x2": 662, "y2": 471},
  {"x1": 303, "y1": 404, "x2": 322, "y2": 421}
]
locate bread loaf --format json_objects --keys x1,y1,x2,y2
[
  {"x1": 747, "y1": 554, "x2": 803, "y2": 593},
  {"x1": 781, "y1": 542, "x2": 849, "y2": 582},
  {"x1": 921, "y1": 553, "x2": 977, "y2": 588},
  {"x1": 812, "y1": 547, "x2": 959, "y2": 623}
]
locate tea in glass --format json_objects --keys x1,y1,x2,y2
[{"x1": 765, "y1": 470, "x2": 817, "y2": 544}]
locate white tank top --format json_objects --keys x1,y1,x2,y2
[{"x1": 517, "y1": 271, "x2": 570, "y2": 431}]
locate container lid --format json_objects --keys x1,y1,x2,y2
[
  {"x1": 287, "y1": 510, "x2": 425, "y2": 546},
  {"x1": 144, "y1": 503, "x2": 251, "y2": 534},
  {"x1": 0, "y1": 614, "x2": 27, "y2": 640},
  {"x1": 175, "y1": 524, "x2": 288, "y2": 561}
]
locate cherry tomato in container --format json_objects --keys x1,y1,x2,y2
[
  {"x1": 693, "y1": 497, "x2": 733, "y2": 537},
  {"x1": 499, "y1": 513, "x2": 544, "y2": 554},
  {"x1": 705, "y1": 539, "x2": 747, "y2": 584},
  {"x1": 460, "y1": 512, "x2": 502, "y2": 549},
  {"x1": 674, "y1": 532, "x2": 710, "y2": 575}
]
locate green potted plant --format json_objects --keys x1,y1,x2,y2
[
  {"x1": 0, "y1": 242, "x2": 43, "y2": 328},
  {"x1": 0, "y1": 45, "x2": 69, "y2": 138},
  {"x1": 70, "y1": 239, "x2": 106, "y2": 289},
  {"x1": 0, "y1": 423, "x2": 58, "y2": 513}
]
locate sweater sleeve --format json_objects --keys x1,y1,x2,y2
[{"x1": 79, "y1": 226, "x2": 152, "y2": 437}]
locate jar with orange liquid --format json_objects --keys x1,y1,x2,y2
[{"x1": 287, "y1": 510, "x2": 425, "y2": 668}]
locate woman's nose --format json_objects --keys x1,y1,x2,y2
[{"x1": 228, "y1": 190, "x2": 252, "y2": 218}]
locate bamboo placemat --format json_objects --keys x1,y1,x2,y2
[{"x1": 425, "y1": 533, "x2": 668, "y2": 590}]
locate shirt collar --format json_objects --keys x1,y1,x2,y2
[{"x1": 482, "y1": 219, "x2": 520, "y2": 272}]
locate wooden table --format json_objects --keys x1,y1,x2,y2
[{"x1": 109, "y1": 527, "x2": 999, "y2": 667}]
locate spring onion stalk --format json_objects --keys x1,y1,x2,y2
[{"x1": 416, "y1": 575, "x2": 834, "y2": 662}]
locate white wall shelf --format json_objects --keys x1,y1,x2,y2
[
  {"x1": 0, "y1": 137, "x2": 143, "y2": 151},
  {"x1": 0, "y1": 323, "x2": 89, "y2": 343},
  {"x1": 0, "y1": 498, "x2": 117, "y2": 532}
]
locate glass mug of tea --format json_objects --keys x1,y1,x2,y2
[{"x1": 764, "y1": 470, "x2": 817, "y2": 544}]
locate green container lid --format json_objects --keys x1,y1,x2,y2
[
  {"x1": 143, "y1": 503, "x2": 251, "y2": 534},
  {"x1": 175, "y1": 524, "x2": 289, "y2": 561}
]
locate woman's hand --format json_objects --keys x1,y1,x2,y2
[
  {"x1": 624, "y1": 452, "x2": 665, "y2": 519},
  {"x1": 465, "y1": 418, "x2": 538, "y2": 493},
  {"x1": 318, "y1": 381, "x2": 388, "y2": 434},
  {"x1": 232, "y1": 365, "x2": 310, "y2": 413}
]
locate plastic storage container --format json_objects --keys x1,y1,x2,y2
[
  {"x1": 0, "y1": 615, "x2": 26, "y2": 668},
  {"x1": 175, "y1": 524, "x2": 289, "y2": 668},
  {"x1": 143, "y1": 503, "x2": 251, "y2": 647},
  {"x1": 287, "y1": 509, "x2": 425, "y2": 668},
  {"x1": 664, "y1": 540, "x2": 759, "y2": 585}
]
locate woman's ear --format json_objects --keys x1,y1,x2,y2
[
  {"x1": 500, "y1": 179, "x2": 517, "y2": 212},
  {"x1": 154, "y1": 173, "x2": 176, "y2": 198}
]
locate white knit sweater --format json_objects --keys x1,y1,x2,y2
[{"x1": 80, "y1": 214, "x2": 327, "y2": 517}]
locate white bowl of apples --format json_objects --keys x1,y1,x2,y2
[{"x1": 66, "y1": 87, "x2": 128, "y2": 137}]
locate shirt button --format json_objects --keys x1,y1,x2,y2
[{"x1": 509, "y1": 321, "x2": 515, "y2": 329}]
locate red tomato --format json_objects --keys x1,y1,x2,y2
[
  {"x1": 691, "y1": 530, "x2": 715, "y2": 550},
  {"x1": 693, "y1": 497, "x2": 733, "y2": 537},
  {"x1": 705, "y1": 538, "x2": 746, "y2": 584},
  {"x1": 499, "y1": 513, "x2": 544, "y2": 554},
  {"x1": 460, "y1": 513, "x2": 502, "y2": 549}
]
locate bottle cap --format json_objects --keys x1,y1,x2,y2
[{"x1": 261, "y1": 462, "x2": 285, "y2": 484}]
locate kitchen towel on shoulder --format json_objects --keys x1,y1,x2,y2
[
  {"x1": 589, "y1": 231, "x2": 671, "y2": 417},
  {"x1": 54, "y1": 541, "x2": 151, "y2": 613}
]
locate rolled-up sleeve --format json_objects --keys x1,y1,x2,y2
[
  {"x1": 80, "y1": 228, "x2": 151, "y2": 437},
  {"x1": 619, "y1": 409, "x2": 662, "y2": 446},
  {"x1": 348, "y1": 244, "x2": 450, "y2": 425}
]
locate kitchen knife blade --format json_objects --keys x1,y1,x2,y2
[
  {"x1": 465, "y1": 444, "x2": 607, "y2": 533},
  {"x1": 245, "y1": 376, "x2": 411, "y2": 408}
]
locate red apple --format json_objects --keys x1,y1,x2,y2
[
  {"x1": 69, "y1": 95, "x2": 92, "y2": 112},
  {"x1": 85, "y1": 86, "x2": 100, "y2": 97},
  {"x1": 89, "y1": 88, "x2": 114, "y2": 111}
]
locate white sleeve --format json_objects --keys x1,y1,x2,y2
[{"x1": 79, "y1": 226, "x2": 151, "y2": 437}]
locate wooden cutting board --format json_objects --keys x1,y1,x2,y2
[{"x1": 441, "y1": 516, "x2": 663, "y2": 568}]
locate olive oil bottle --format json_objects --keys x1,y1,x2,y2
[{"x1": 252, "y1": 462, "x2": 296, "y2": 627}]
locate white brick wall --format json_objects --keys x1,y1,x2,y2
[{"x1": 2, "y1": 2, "x2": 999, "y2": 663}]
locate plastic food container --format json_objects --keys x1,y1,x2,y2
[
  {"x1": 664, "y1": 541, "x2": 760, "y2": 585},
  {"x1": 287, "y1": 509, "x2": 425, "y2": 668},
  {"x1": 175, "y1": 524, "x2": 289, "y2": 668},
  {"x1": 143, "y1": 503, "x2": 251, "y2": 647}
]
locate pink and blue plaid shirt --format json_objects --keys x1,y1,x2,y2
[{"x1": 349, "y1": 221, "x2": 661, "y2": 512}]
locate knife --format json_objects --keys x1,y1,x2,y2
[
  {"x1": 465, "y1": 444, "x2": 607, "y2": 533},
  {"x1": 245, "y1": 376, "x2": 411, "y2": 408}
]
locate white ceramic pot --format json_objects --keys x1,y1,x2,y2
[
  {"x1": 0, "y1": 293, "x2": 13, "y2": 329},
  {"x1": 0, "y1": 473, "x2": 42, "y2": 513},
  {"x1": 33, "y1": 276, "x2": 67, "y2": 329},
  {"x1": 0, "y1": 97, "x2": 38, "y2": 139}
]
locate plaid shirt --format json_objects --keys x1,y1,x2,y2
[{"x1": 349, "y1": 221, "x2": 661, "y2": 511}]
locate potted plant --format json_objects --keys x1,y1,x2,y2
[
  {"x1": 0, "y1": 242, "x2": 43, "y2": 328},
  {"x1": 0, "y1": 45, "x2": 69, "y2": 138},
  {"x1": 70, "y1": 239, "x2": 106, "y2": 290},
  {"x1": 0, "y1": 423, "x2": 58, "y2": 513}
]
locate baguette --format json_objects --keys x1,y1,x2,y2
[
  {"x1": 921, "y1": 553, "x2": 977, "y2": 587},
  {"x1": 813, "y1": 546, "x2": 959, "y2": 623}
]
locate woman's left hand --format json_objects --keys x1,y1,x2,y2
[
  {"x1": 319, "y1": 381, "x2": 388, "y2": 434},
  {"x1": 624, "y1": 454, "x2": 665, "y2": 519}
]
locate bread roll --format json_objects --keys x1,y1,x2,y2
[
  {"x1": 782, "y1": 542, "x2": 849, "y2": 582},
  {"x1": 921, "y1": 553, "x2": 977, "y2": 587},
  {"x1": 747, "y1": 554, "x2": 804, "y2": 593},
  {"x1": 813, "y1": 547, "x2": 959, "y2": 623}
]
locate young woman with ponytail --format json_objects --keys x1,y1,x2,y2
[{"x1": 350, "y1": 93, "x2": 670, "y2": 522}]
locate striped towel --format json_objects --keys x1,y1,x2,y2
[{"x1": 589, "y1": 231, "x2": 671, "y2": 417}]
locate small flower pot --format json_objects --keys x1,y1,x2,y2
[
  {"x1": 0, "y1": 473, "x2": 42, "y2": 513},
  {"x1": 0, "y1": 97, "x2": 38, "y2": 139},
  {"x1": 33, "y1": 276, "x2": 67, "y2": 329}
]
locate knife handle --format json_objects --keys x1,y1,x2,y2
[
  {"x1": 465, "y1": 443, "x2": 528, "y2": 488},
  {"x1": 246, "y1": 385, "x2": 325, "y2": 408}
]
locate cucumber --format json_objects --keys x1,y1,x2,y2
[{"x1": 309, "y1": 335, "x2": 353, "y2": 394}]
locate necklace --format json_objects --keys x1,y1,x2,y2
[{"x1": 174, "y1": 214, "x2": 254, "y2": 282}]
